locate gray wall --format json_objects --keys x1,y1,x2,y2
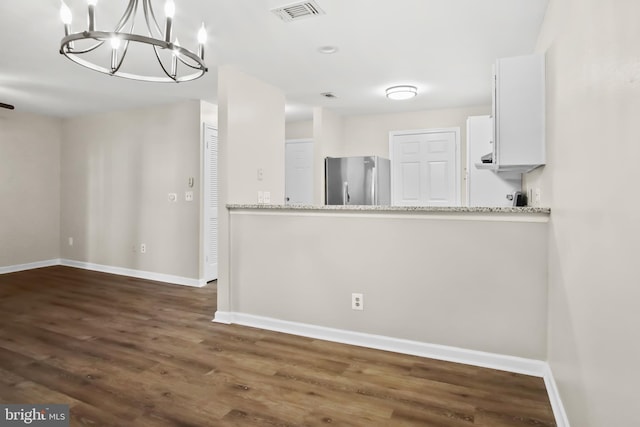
[
  {"x1": 0, "y1": 111, "x2": 61, "y2": 268},
  {"x1": 60, "y1": 100, "x2": 202, "y2": 279},
  {"x1": 229, "y1": 211, "x2": 548, "y2": 360},
  {"x1": 533, "y1": 0, "x2": 640, "y2": 425}
]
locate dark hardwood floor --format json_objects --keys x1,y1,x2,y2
[{"x1": 0, "y1": 266, "x2": 556, "y2": 426}]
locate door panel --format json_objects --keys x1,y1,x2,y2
[
  {"x1": 401, "y1": 162, "x2": 420, "y2": 201},
  {"x1": 427, "y1": 161, "x2": 448, "y2": 201}
]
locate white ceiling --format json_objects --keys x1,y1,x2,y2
[{"x1": 0, "y1": 0, "x2": 548, "y2": 121}]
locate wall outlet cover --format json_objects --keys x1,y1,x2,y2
[{"x1": 352, "y1": 293, "x2": 364, "y2": 310}]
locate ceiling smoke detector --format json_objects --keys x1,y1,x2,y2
[{"x1": 271, "y1": 1, "x2": 325, "y2": 22}]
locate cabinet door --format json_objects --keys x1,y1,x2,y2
[{"x1": 495, "y1": 54, "x2": 545, "y2": 168}]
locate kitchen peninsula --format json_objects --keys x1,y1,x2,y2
[{"x1": 218, "y1": 203, "x2": 550, "y2": 371}]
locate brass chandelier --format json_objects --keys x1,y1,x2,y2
[{"x1": 59, "y1": 0, "x2": 208, "y2": 82}]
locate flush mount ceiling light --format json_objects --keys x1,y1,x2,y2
[
  {"x1": 59, "y1": 0, "x2": 208, "y2": 82},
  {"x1": 386, "y1": 85, "x2": 418, "y2": 100}
]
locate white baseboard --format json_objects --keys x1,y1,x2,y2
[
  {"x1": 60, "y1": 259, "x2": 206, "y2": 287},
  {"x1": 0, "y1": 259, "x2": 61, "y2": 274},
  {"x1": 214, "y1": 311, "x2": 569, "y2": 425},
  {"x1": 213, "y1": 311, "x2": 547, "y2": 377},
  {"x1": 543, "y1": 364, "x2": 571, "y2": 427},
  {"x1": 0, "y1": 258, "x2": 205, "y2": 288}
]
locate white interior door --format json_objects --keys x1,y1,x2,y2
[
  {"x1": 204, "y1": 124, "x2": 218, "y2": 282},
  {"x1": 285, "y1": 139, "x2": 313, "y2": 205},
  {"x1": 391, "y1": 129, "x2": 459, "y2": 206}
]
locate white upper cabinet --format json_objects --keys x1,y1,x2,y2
[{"x1": 477, "y1": 53, "x2": 545, "y2": 173}]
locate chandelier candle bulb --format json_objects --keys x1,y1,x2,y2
[
  {"x1": 197, "y1": 23, "x2": 207, "y2": 60},
  {"x1": 110, "y1": 37, "x2": 120, "y2": 72},
  {"x1": 171, "y1": 38, "x2": 180, "y2": 78},
  {"x1": 60, "y1": 1, "x2": 72, "y2": 26},
  {"x1": 87, "y1": 0, "x2": 97, "y2": 32},
  {"x1": 60, "y1": 1, "x2": 73, "y2": 46},
  {"x1": 164, "y1": 0, "x2": 175, "y2": 42}
]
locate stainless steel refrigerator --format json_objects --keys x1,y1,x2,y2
[{"x1": 325, "y1": 156, "x2": 391, "y2": 205}]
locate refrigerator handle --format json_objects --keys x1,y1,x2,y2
[
  {"x1": 371, "y1": 166, "x2": 376, "y2": 204},
  {"x1": 342, "y1": 181, "x2": 349, "y2": 205}
]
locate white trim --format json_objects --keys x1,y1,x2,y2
[
  {"x1": 213, "y1": 311, "x2": 546, "y2": 376},
  {"x1": 543, "y1": 364, "x2": 571, "y2": 427},
  {"x1": 0, "y1": 259, "x2": 61, "y2": 274},
  {"x1": 285, "y1": 138, "x2": 313, "y2": 145},
  {"x1": 389, "y1": 127, "x2": 462, "y2": 207},
  {"x1": 1, "y1": 258, "x2": 206, "y2": 287},
  {"x1": 213, "y1": 311, "x2": 234, "y2": 324},
  {"x1": 60, "y1": 259, "x2": 206, "y2": 288}
]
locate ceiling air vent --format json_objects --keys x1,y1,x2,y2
[{"x1": 271, "y1": 1, "x2": 325, "y2": 22}]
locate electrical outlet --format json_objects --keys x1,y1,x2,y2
[
  {"x1": 257, "y1": 191, "x2": 264, "y2": 204},
  {"x1": 534, "y1": 188, "x2": 541, "y2": 206},
  {"x1": 351, "y1": 293, "x2": 364, "y2": 311},
  {"x1": 140, "y1": 243, "x2": 146, "y2": 254},
  {"x1": 185, "y1": 191, "x2": 193, "y2": 202},
  {"x1": 263, "y1": 191, "x2": 271, "y2": 204}
]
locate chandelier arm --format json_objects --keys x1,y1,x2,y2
[
  {"x1": 61, "y1": 38, "x2": 104, "y2": 55},
  {"x1": 177, "y1": 55, "x2": 203, "y2": 70},
  {"x1": 114, "y1": 0, "x2": 137, "y2": 32},
  {"x1": 152, "y1": 45, "x2": 177, "y2": 81},
  {"x1": 143, "y1": 0, "x2": 163, "y2": 39}
]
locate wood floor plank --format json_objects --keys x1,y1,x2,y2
[{"x1": 0, "y1": 266, "x2": 557, "y2": 426}]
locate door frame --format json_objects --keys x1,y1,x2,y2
[{"x1": 388, "y1": 127, "x2": 461, "y2": 206}]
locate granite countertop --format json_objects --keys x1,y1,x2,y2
[{"x1": 227, "y1": 204, "x2": 551, "y2": 214}]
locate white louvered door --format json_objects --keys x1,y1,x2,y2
[{"x1": 204, "y1": 124, "x2": 218, "y2": 281}]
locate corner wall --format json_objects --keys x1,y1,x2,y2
[
  {"x1": 535, "y1": 0, "x2": 640, "y2": 425},
  {"x1": 217, "y1": 66, "x2": 286, "y2": 312},
  {"x1": 0, "y1": 111, "x2": 61, "y2": 268}
]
